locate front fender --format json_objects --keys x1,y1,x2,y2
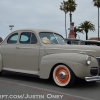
[{"x1": 39, "y1": 53, "x2": 98, "y2": 79}]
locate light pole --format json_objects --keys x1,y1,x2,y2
[
  {"x1": 64, "y1": 1, "x2": 68, "y2": 39},
  {"x1": 9, "y1": 25, "x2": 14, "y2": 32},
  {"x1": 98, "y1": 7, "x2": 99, "y2": 40}
]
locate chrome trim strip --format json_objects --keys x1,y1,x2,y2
[
  {"x1": 96, "y1": 57, "x2": 100, "y2": 58},
  {"x1": 3, "y1": 68, "x2": 39, "y2": 75},
  {"x1": 46, "y1": 48, "x2": 96, "y2": 52},
  {"x1": 16, "y1": 47, "x2": 39, "y2": 49},
  {"x1": 78, "y1": 52, "x2": 86, "y2": 54},
  {"x1": 85, "y1": 76, "x2": 100, "y2": 82}
]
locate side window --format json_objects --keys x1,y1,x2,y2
[
  {"x1": 7, "y1": 33, "x2": 18, "y2": 44},
  {"x1": 50, "y1": 34, "x2": 58, "y2": 44},
  {"x1": 20, "y1": 32, "x2": 37, "y2": 44}
]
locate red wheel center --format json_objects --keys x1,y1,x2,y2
[{"x1": 55, "y1": 67, "x2": 69, "y2": 84}]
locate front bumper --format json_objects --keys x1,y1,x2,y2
[{"x1": 85, "y1": 76, "x2": 100, "y2": 82}]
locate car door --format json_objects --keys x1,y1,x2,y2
[
  {"x1": 16, "y1": 31, "x2": 40, "y2": 75},
  {"x1": 1, "y1": 33, "x2": 18, "y2": 70}
]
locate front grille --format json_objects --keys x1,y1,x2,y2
[
  {"x1": 96, "y1": 57, "x2": 100, "y2": 74},
  {"x1": 90, "y1": 67, "x2": 98, "y2": 76}
]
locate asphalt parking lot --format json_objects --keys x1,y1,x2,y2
[{"x1": 0, "y1": 72, "x2": 100, "y2": 100}]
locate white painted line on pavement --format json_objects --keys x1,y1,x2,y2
[{"x1": 0, "y1": 79, "x2": 94, "y2": 100}]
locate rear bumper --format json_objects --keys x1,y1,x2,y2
[{"x1": 85, "y1": 76, "x2": 100, "y2": 82}]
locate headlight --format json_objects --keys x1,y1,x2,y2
[{"x1": 86, "y1": 56, "x2": 91, "y2": 65}]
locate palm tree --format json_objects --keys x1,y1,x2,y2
[
  {"x1": 79, "y1": 21, "x2": 95, "y2": 40},
  {"x1": 93, "y1": 0, "x2": 100, "y2": 40},
  {"x1": 74, "y1": 26, "x2": 83, "y2": 38},
  {"x1": 60, "y1": 0, "x2": 69, "y2": 38},
  {"x1": 67, "y1": 0, "x2": 77, "y2": 22}
]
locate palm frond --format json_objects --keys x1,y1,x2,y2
[
  {"x1": 79, "y1": 21, "x2": 95, "y2": 40},
  {"x1": 60, "y1": 1, "x2": 69, "y2": 13},
  {"x1": 93, "y1": 0, "x2": 100, "y2": 8},
  {"x1": 67, "y1": 0, "x2": 77, "y2": 12}
]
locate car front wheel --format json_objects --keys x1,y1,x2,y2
[{"x1": 53, "y1": 65, "x2": 75, "y2": 87}]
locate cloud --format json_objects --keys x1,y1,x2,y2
[{"x1": 0, "y1": 0, "x2": 99, "y2": 40}]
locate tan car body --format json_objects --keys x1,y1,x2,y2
[{"x1": 0, "y1": 29, "x2": 100, "y2": 81}]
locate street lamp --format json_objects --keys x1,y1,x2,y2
[
  {"x1": 9, "y1": 25, "x2": 14, "y2": 32},
  {"x1": 64, "y1": 8, "x2": 67, "y2": 39}
]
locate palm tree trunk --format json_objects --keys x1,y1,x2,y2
[
  {"x1": 86, "y1": 32, "x2": 88, "y2": 40},
  {"x1": 98, "y1": 7, "x2": 100, "y2": 40},
  {"x1": 69, "y1": 11, "x2": 72, "y2": 22},
  {"x1": 65, "y1": 12, "x2": 67, "y2": 38},
  {"x1": 75, "y1": 33, "x2": 77, "y2": 38}
]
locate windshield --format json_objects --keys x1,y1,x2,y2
[{"x1": 39, "y1": 32, "x2": 66, "y2": 45}]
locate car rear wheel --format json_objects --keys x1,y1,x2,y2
[{"x1": 53, "y1": 65, "x2": 75, "y2": 87}]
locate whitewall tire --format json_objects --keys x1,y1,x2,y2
[{"x1": 53, "y1": 65, "x2": 75, "y2": 87}]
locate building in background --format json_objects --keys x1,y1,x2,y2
[{"x1": 89, "y1": 37, "x2": 98, "y2": 40}]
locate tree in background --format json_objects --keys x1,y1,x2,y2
[
  {"x1": 79, "y1": 21, "x2": 95, "y2": 40},
  {"x1": 60, "y1": 0, "x2": 68, "y2": 38},
  {"x1": 74, "y1": 26, "x2": 83, "y2": 38},
  {"x1": 93, "y1": 0, "x2": 100, "y2": 40},
  {"x1": 67, "y1": 0, "x2": 77, "y2": 22}
]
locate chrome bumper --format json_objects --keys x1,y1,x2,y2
[{"x1": 85, "y1": 76, "x2": 100, "y2": 82}]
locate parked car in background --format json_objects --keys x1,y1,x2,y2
[
  {"x1": 65, "y1": 38, "x2": 100, "y2": 47},
  {"x1": 65, "y1": 38, "x2": 85, "y2": 45},
  {"x1": 0, "y1": 37, "x2": 3, "y2": 43},
  {"x1": 0, "y1": 29, "x2": 100, "y2": 87},
  {"x1": 84, "y1": 40, "x2": 100, "y2": 46}
]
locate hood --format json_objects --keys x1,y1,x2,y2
[{"x1": 44, "y1": 44, "x2": 100, "y2": 57}]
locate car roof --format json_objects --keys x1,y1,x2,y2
[{"x1": 13, "y1": 28, "x2": 58, "y2": 34}]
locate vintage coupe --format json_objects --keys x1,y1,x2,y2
[{"x1": 0, "y1": 29, "x2": 100, "y2": 87}]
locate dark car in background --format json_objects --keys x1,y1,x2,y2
[
  {"x1": 65, "y1": 38, "x2": 100, "y2": 47},
  {"x1": 84, "y1": 40, "x2": 100, "y2": 46},
  {"x1": 65, "y1": 38, "x2": 85, "y2": 45}
]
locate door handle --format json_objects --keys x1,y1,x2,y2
[
  {"x1": 16, "y1": 47, "x2": 30, "y2": 49},
  {"x1": 16, "y1": 47, "x2": 20, "y2": 49}
]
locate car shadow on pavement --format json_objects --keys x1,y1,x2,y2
[
  {"x1": 1, "y1": 72, "x2": 56, "y2": 86},
  {"x1": 0, "y1": 72, "x2": 100, "y2": 89},
  {"x1": 73, "y1": 79, "x2": 100, "y2": 88}
]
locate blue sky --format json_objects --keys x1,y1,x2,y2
[{"x1": 0, "y1": 0, "x2": 99, "y2": 40}]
